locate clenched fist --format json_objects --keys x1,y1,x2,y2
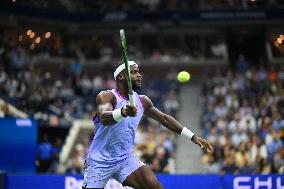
[{"x1": 121, "y1": 105, "x2": 137, "y2": 117}]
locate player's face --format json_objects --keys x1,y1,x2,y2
[
  {"x1": 130, "y1": 65, "x2": 142, "y2": 90},
  {"x1": 118, "y1": 65, "x2": 142, "y2": 90}
]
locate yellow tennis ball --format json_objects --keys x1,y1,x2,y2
[{"x1": 177, "y1": 71, "x2": 190, "y2": 83}]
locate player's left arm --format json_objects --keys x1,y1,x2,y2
[{"x1": 140, "y1": 95, "x2": 213, "y2": 153}]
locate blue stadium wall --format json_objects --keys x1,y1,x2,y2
[
  {"x1": 0, "y1": 118, "x2": 37, "y2": 174},
  {"x1": 5, "y1": 174, "x2": 284, "y2": 189}
]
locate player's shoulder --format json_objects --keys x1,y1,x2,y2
[
  {"x1": 98, "y1": 90, "x2": 114, "y2": 96},
  {"x1": 139, "y1": 95, "x2": 153, "y2": 107},
  {"x1": 139, "y1": 94, "x2": 148, "y2": 100},
  {"x1": 96, "y1": 90, "x2": 115, "y2": 103}
]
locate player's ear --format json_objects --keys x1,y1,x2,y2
[{"x1": 117, "y1": 74, "x2": 124, "y2": 81}]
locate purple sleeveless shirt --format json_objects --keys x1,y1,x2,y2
[{"x1": 87, "y1": 89, "x2": 144, "y2": 164}]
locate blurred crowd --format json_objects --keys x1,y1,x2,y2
[
  {"x1": 77, "y1": 34, "x2": 226, "y2": 62},
  {"x1": 65, "y1": 136, "x2": 92, "y2": 175},
  {"x1": 1, "y1": 29, "x2": 226, "y2": 64},
  {"x1": 0, "y1": 31, "x2": 181, "y2": 173},
  {"x1": 0, "y1": 51, "x2": 180, "y2": 129},
  {"x1": 201, "y1": 65, "x2": 284, "y2": 174},
  {"x1": 0, "y1": 57, "x2": 97, "y2": 126},
  {"x1": 4, "y1": 0, "x2": 284, "y2": 12},
  {"x1": 134, "y1": 120, "x2": 176, "y2": 173}
]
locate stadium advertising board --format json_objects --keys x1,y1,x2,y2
[
  {"x1": 225, "y1": 175, "x2": 284, "y2": 189},
  {"x1": 0, "y1": 118, "x2": 37, "y2": 173},
  {"x1": 6, "y1": 175, "x2": 284, "y2": 189}
]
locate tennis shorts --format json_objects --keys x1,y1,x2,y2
[{"x1": 82, "y1": 154, "x2": 145, "y2": 188}]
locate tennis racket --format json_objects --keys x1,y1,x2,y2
[{"x1": 120, "y1": 29, "x2": 135, "y2": 106}]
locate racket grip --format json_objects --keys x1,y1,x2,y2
[{"x1": 129, "y1": 94, "x2": 135, "y2": 106}]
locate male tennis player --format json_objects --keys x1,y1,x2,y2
[{"x1": 83, "y1": 61, "x2": 213, "y2": 189}]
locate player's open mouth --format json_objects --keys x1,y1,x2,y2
[{"x1": 136, "y1": 79, "x2": 141, "y2": 84}]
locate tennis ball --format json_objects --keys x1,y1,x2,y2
[{"x1": 177, "y1": 71, "x2": 190, "y2": 83}]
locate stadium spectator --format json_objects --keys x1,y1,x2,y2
[
  {"x1": 151, "y1": 147, "x2": 170, "y2": 173},
  {"x1": 267, "y1": 132, "x2": 283, "y2": 159},
  {"x1": 37, "y1": 135, "x2": 53, "y2": 172},
  {"x1": 235, "y1": 54, "x2": 248, "y2": 72},
  {"x1": 0, "y1": 102, "x2": 9, "y2": 118},
  {"x1": 221, "y1": 154, "x2": 238, "y2": 174},
  {"x1": 66, "y1": 144, "x2": 85, "y2": 174},
  {"x1": 205, "y1": 154, "x2": 221, "y2": 174}
]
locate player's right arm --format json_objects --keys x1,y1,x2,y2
[{"x1": 96, "y1": 91, "x2": 137, "y2": 126}]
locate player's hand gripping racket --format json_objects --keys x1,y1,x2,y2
[{"x1": 120, "y1": 29, "x2": 135, "y2": 106}]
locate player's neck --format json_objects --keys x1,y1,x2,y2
[{"x1": 115, "y1": 87, "x2": 129, "y2": 100}]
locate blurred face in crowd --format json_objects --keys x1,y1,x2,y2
[
  {"x1": 225, "y1": 155, "x2": 234, "y2": 165},
  {"x1": 272, "y1": 132, "x2": 280, "y2": 141},
  {"x1": 237, "y1": 127, "x2": 242, "y2": 135},
  {"x1": 238, "y1": 142, "x2": 246, "y2": 153},
  {"x1": 156, "y1": 147, "x2": 166, "y2": 160}
]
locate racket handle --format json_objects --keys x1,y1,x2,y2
[{"x1": 129, "y1": 94, "x2": 135, "y2": 106}]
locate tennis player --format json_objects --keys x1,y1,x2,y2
[{"x1": 82, "y1": 61, "x2": 213, "y2": 189}]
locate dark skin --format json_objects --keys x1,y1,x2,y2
[{"x1": 83, "y1": 65, "x2": 213, "y2": 189}]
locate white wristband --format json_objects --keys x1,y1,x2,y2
[
  {"x1": 113, "y1": 108, "x2": 125, "y2": 122},
  {"x1": 181, "y1": 127, "x2": 194, "y2": 140}
]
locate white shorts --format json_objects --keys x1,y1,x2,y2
[{"x1": 83, "y1": 154, "x2": 145, "y2": 188}]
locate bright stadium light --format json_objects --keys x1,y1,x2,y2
[
  {"x1": 35, "y1": 37, "x2": 41, "y2": 43},
  {"x1": 274, "y1": 41, "x2": 280, "y2": 47},
  {"x1": 277, "y1": 37, "x2": 282, "y2": 44},
  {"x1": 45, "y1": 32, "x2": 51, "y2": 38},
  {"x1": 26, "y1": 29, "x2": 32, "y2": 36},
  {"x1": 29, "y1": 32, "x2": 35, "y2": 38}
]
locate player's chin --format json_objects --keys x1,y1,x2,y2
[{"x1": 133, "y1": 83, "x2": 142, "y2": 90}]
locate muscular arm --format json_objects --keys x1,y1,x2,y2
[
  {"x1": 96, "y1": 91, "x2": 117, "y2": 126},
  {"x1": 140, "y1": 95, "x2": 183, "y2": 134}
]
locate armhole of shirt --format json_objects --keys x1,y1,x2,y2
[{"x1": 138, "y1": 94, "x2": 145, "y2": 113}]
